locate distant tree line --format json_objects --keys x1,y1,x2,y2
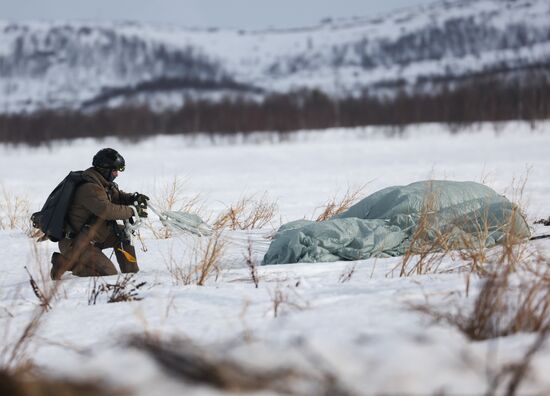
[
  {"x1": 2, "y1": 24, "x2": 226, "y2": 82},
  {"x1": 1, "y1": 73, "x2": 549, "y2": 145},
  {"x1": 274, "y1": 18, "x2": 550, "y2": 75}
]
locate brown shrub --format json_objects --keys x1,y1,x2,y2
[
  {"x1": 314, "y1": 184, "x2": 367, "y2": 222},
  {"x1": 213, "y1": 194, "x2": 278, "y2": 231}
]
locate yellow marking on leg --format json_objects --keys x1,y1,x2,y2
[{"x1": 117, "y1": 248, "x2": 137, "y2": 263}]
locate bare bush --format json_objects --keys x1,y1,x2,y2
[
  {"x1": 314, "y1": 184, "x2": 367, "y2": 222},
  {"x1": 88, "y1": 274, "x2": 146, "y2": 305},
  {"x1": 213, "y1": 194, "x2": 278, "y2": 231}
]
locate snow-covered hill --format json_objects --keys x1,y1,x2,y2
[{"x1": 1, "y1": 0, "x2": 549, "y2": 113}]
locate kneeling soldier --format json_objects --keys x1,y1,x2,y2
[{"x1": 50, "y1": 148, "x2": 148, "y2": 279}]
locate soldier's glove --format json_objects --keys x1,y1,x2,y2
[
  {"x1": 133, "y1": 204, "x2": 148, "y2": 218},
  {"x1": 132, "y1": 193, "x2": 150, "y2": 208}
]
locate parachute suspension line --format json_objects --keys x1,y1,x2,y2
[
  {"x1": 148, "y1": 203, "x2": 213, "y2": 237},
  {"x1": 137, "y1": 230, "x2": 148, "y2": 252},
  {"x1": 146, "y1": 203, "x2": 272, "y2": 253}
]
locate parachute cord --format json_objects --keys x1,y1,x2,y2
[{"x1": 137, "y1": 229, "x2": 148, "y2": 252}]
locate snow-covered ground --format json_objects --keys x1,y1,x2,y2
[{"x1": 2, "y1": 122, "x2": 550, "y2": 394}]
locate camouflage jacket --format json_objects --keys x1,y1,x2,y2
[{"x1": 65, "y1": 167, "x2": 134, "y2": 243}]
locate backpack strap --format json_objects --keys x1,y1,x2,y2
[{"x1": 64, "y1": 173, "x2": 97, "y2": 236}]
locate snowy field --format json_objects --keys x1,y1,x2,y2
[{"x1": 2, "y1": 121, "x2": 550, "y2": 395}]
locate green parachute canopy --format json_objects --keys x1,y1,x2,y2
[{"x1": 262, "y1": 180, "x2": 530, "y2": 265}]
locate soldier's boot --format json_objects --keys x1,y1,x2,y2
[
  {"x1": 50, "y1": 252, "x2": 74, "y2": 280},
  {"x1": 115, "y1": 243, "x2": 139, "y2": 273}
]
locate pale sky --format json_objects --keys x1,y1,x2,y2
[{"x1": 0, "y1": 0, "x2": 432, "y2": 29}]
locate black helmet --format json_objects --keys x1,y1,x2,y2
[{"x1": 92, "y1": 148, "x2": 125, "y2": 171}]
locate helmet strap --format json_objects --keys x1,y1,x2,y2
[{"x1": 96, "y1": 167, "x2": 115, "y2": 182}]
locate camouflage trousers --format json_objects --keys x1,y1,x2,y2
[{"x1": 57, "y1": 225, "x2": 139, "y2": 277}]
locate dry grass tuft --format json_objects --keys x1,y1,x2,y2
[
  {"x1": 195, "y1": 234, "x2": 226, "y2": 286},
  {"x1": 407, "y1": 188, "x2": 547, "y2": 395},
  {"x1": 1, "y1": 242, "x2": 60, "y2": 370},
  {"x1": 213, "y1": 194, "x2": 278, "y2": 231},
  {"x1": 338, "y1": 264, "x2": 357, "y2": 283},
  {"x1": 128, "y1": 336, "x2": 300, "y2": 393},
  {"x1": 245, "y1": 239, "x2": 260, "y2": 288},
  {"x1": 503, "y1": 168, "x2": 531, "y2": 213},
  {"x1": 165, "y1": 233, "x2": 227, "y2": 286},
  {"x1": 393, "y1": 178, "x2": 530, "y2": 278},
  {"x1": 395, "y1": 190, "x2": 454, "y2": 277},
  {"x1": 0, "y1": 186, "x2": 31, "y2": 234},
  {"x1": 457, "y1": 231, "x2": 491, "y2": 277},
  {"x1": 413, "y1": 259, "x2": 550, "y2": 341},
  {"x1": 2, "y1": 224, "x2": 144, "y2": 376},
  {"x1": 23, "y1": 267, "x2": 51, "y2": 311},
  {"x1": 88, "y1": 274, "x2": 146, "y2": 305},
  {"x1": 410, "y1": 196, "x2": 547, "y2": 339},
  {"x1": 314, "y1": 184, "x2": 368, "y2": 222},
  {"x1": 147, "y1": 176, "x2": 205, "y2": 239},
  {"x1": 164, "y1": 249, "x2": 195, "y2": 286},
  {"x1": 269, "y1": 284, "x2": 309, "y2": 318},
  {"x1": 128, "y1": 335, "x2": 354, "y2": 395},
  {"x1": 411, "y1": 248, "x2": 550, "y2": 396},
  {"x1": 0, "y1": 369, "x2": 124, "y2": 396},
  {"x1": 497, "y1": 325, "x2": 550, "y2": 396}
]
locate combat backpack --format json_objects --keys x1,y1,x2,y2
[{"x1": 31, "y1": 171, "x2": 87, "y2": 242}]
